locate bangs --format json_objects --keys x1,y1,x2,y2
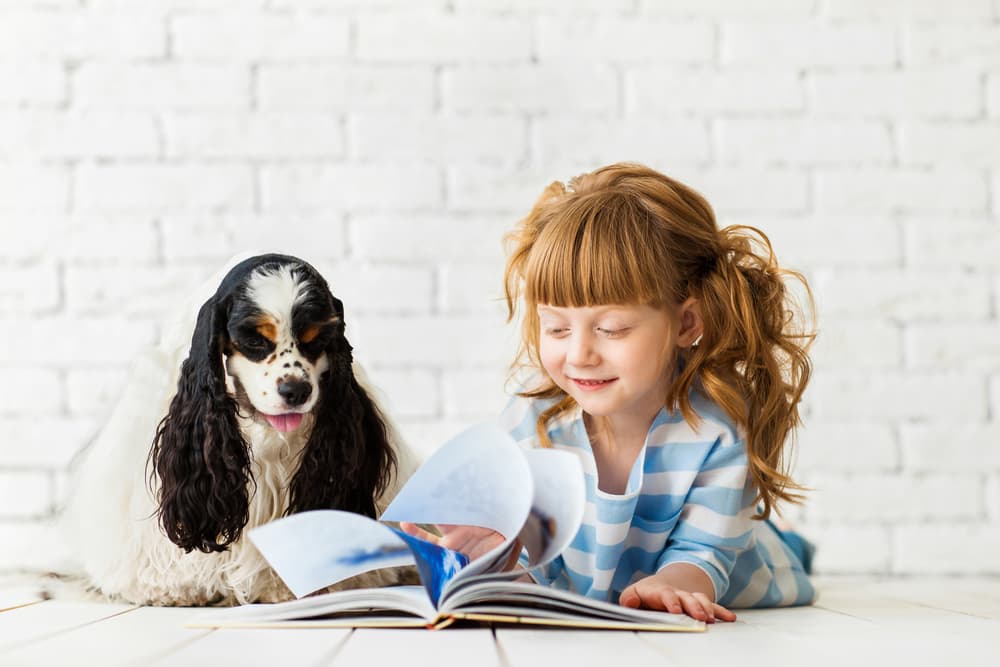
[{"x1": 522, "y1": 193, "x2": 667, "y2": 308}]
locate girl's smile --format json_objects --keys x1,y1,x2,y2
[{"x1": 570, "y1": 377, "x2": 619, "y2": 391}]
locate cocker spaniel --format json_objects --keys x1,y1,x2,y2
[{"x1": 61, "y1": 254, "x2": 416, "y2": 606}]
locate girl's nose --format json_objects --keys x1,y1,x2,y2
[{"x1": 566, "y1": 332, "x2": 597, "y2": 366}]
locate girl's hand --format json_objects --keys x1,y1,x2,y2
[
  {"x1": 619, "y1": 574, "x2": 737, "y2": 623},
  {"x1": 399, "y1": 522, "x2": 521, "y2": 569}
]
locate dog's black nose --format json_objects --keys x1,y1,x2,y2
[{"x1": 277, "y1": 380, "x2": 312, "y2": 407}]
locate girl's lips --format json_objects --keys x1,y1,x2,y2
[{"x1": 571, "y1": 378, "x2": 617, "y2": 392}]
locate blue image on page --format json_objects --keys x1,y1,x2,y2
[{"x1": 389, "y1": 528, "x2": 468, "y2": 606}]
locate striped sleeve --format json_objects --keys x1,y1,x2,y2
[{"x1": 655, "y1": 435, "x2": 754, "y2": 601}]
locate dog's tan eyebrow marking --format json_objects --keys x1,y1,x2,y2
[
  {"x1": 300, "y1": 315, "x2": 340, "y2": 344},
  {"x1": 300, "y1": 325, "x2": 321, "y2": 344},
  {"x1": 255, "y1": 319, "x2": 278, "y2": 343}
]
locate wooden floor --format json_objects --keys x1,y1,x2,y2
[{"x1": 1, "y1": 575, "x2": 998, "y2": 666}]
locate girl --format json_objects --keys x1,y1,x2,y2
[{"x1": 404, "y1": 162, "x2": 816, "y2": 623}]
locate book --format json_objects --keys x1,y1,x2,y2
[{"x1": 190, "y1": 423, "x2": 704, "y2": 632}]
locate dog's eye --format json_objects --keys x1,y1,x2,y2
[{"x1": 242, "y1": 335, "x2": 268, "y2": 351}]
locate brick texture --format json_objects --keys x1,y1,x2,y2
[{"x1": 2, "y1": 2, "x2": 998, "y2": 575}]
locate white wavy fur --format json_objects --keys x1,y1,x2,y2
[{"x1": 59, "y1": 256, "x2": 419, "y2": 606}]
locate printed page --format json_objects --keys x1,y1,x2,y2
[
  {"x1": 249, "y1": 511, "x2": 417, "y2": 599},
  {"x1": 441, "y1": 580, "x2": 704, "y2": 631},
  {"x1": 189, "y1": 585, "x2": 437, "y2": 626},
  {"x1": 381, "y1": 422, "x2": 537, "y2": 592},
  {"x1": 454, "y1": 446, "x2": 584, "y2": 578},
  {"x1": 517, "y1": 447, "x2": 585, "y2": 568},
  {"x1": 380, "y1": 422, "x2": 533, "y2": 540}
]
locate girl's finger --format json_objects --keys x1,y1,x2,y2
[
  {"x1": 619, "y1": 586, "x2": 640, "y2": 608},
  {"x1": 676, "y1": 590, "x2": 711, "y2": 622},
  {"x1": 399, "y1": 522, "x2": 439, "y2": 544},
  {"x1": 713, "y1": 603, "x2": 737, "y2": 622},
  {"x1": 691, "y1": 592, "x2": 716, "y2": 623},
  {"x1": 657, "y1": 587, "x2": 683, "y2": 614}
]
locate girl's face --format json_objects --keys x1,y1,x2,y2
[{"x1": 537, "y1": 303, "x2": 676, "y2": 430}]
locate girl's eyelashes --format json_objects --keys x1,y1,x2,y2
[
  {"x1": 596, "y1": 326, "x2": 629, "y2": 338},
  {"x1": 542, "y1": 325, "x2": 630, "y2": 337}
]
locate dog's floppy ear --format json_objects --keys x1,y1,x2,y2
[
  {"x1": 149, "y1": 295, "x2": 252, "y2": 553},
  {"x1": 289, "y1": 313, "x2": 396, "y2": 519}
]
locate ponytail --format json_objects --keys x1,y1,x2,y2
[{"x1": 672, "y1": 225, "x2": 815, "y2": 519}]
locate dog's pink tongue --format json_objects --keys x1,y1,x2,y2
[{"x1": 265, "y1": 413, "x2": 304, "y2": 432}]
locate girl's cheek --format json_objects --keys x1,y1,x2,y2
[{"x1": 538, "y1": 343, "x2": 562, "y2": 376}]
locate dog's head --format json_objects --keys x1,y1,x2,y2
[
  {"x1": 222, "y1": 256, "x2": 343, "y2": 431},
  {"x1": 149, "y1": 254, "x2": 396, "y2": 554}
]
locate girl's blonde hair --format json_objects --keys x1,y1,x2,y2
[{"x1": 503, "y1": 162, "x2": 815, "y2": 520}]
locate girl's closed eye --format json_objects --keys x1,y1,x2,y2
[{"x1": 596, "y1": 326, "x2": 630, "y2": 338}]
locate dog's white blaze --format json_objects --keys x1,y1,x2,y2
[{"x1": 247, "y1": 264, "x2": 312, "y2": 319}]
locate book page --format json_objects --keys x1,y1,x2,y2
[
  {"x1": 190, "y1": 585, "x2": 437, "y2": 626},
  {"x1": 381, "y1": 423, "x2": 542, "y2": 593},
  {"x1": 249, "y1": 511, "x2": 417, "y2": 598},
  {"x1": 518, "y1": 447, "x2": 585, "y2": 568},
  {"x1": 441, "y1": 580, "x2": 704, "y2": 631},
  {"x1": 380, "y1": 423, "x2": 533, "y2": 540}
]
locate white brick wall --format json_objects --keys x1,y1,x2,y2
[{"x1": 2, "y1": 0, "x2": 998, "y2": 576}]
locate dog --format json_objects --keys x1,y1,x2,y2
[{"x1": 60, "y1": 254, "x2": 417, "y2": 606}]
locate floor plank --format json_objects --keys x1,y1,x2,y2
[
  {"x1": 2, "y1": 575, "x2": 998, "y2": 665},
  {"x1": 0, "y1": 574, "x2": 46, "y2": 612},
  {"x1": 334, "y1": 628, "x2": 500, "y2": 667},
  {"x1": 864, "y1": 578, "x2": 1000, "y2": 619},
  {"x1": 640, "y1": 621, "x2": 817, "y2": 665},
  {"x1": 496, "y1": 629, "x2": 664, "y2": 667},
  {"x1": 0, "y1": 606, "x2": 208, "y2": 666},
  {"x1": 814, "y1": 585, "x2": 1000, "y2": 640},
  {"x1": 737, "y1": 603, "x2": 877, "y2": 637},
  {"x1": 0, "y1": 600, "x2": 133, "y2": 653},
  {"x1": 152, "y1": 628, "x2": 352, "y2": 667}
]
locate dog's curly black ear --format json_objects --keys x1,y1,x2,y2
[
  {"x1": 149, "y1": 296, "x2": 251, "y2": 553},
  {"x1": 289, "y1": 327, "x2": 396, "y2": 519}
]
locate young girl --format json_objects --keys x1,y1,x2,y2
[{"x1": 404, "y1": 162, "x2": 816, "y2": 623}]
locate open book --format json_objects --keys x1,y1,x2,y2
[{"x1": 191, "y1": 423, "x2": 704, "y2": 632}]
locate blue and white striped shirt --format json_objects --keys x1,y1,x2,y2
[{"x1": 501, "y1": 389, "x2": 815, "y2": 609}]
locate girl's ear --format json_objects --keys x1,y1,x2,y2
[{"x1": 675, "y1": 297, "x2": 704, "y2": 348}]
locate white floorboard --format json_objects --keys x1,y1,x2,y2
[
  {"x1": 496, "y1": 628, "x2": 667, "y2": 667},
  {"x1": 0, "y1": 574, "x2": 47, "y2": 612},
  {"x1": 335, "y1": 628, "x2": 501, "y2": 667},
  {"x1": 0, "y1": 576, "x2": 997, "y2": 667},
  {"x1": 0, "y1": 600, "x2": 134, "y2": 654},
  {"x1": 151, "y1": 628, "x2": 352, "y2": 667},
  {"x1": 0, "y1": 606, "x2": 207, "y2": 666}
]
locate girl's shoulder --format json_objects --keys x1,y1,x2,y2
[
  {"x1": 497, "y1": 377, "x2": 574, "y2": 449},
  {"x1": 649, "y1": 389, "x2": 743, "y2": 450},
  {"x1": 498, "y1": 392, "x2": 552, "y2": 445}
]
